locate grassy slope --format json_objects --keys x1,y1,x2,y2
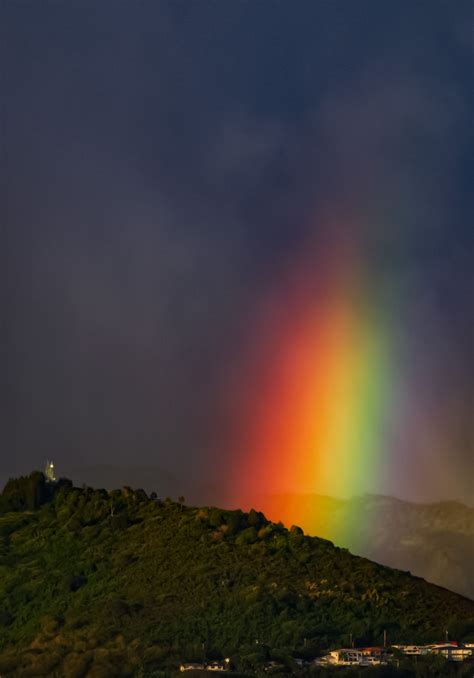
[{"x1": 0, "y1": 484, "x2": 473, "y2": 676}]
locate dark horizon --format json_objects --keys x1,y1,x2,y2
[{"x1": 1, "y1": 462, "x2": 473, "y2": 511}]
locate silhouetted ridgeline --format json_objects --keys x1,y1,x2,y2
[{"x1": 0, "y1": 473, "x2": 473, "y2": 676}]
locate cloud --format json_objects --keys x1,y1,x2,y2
[{"x1": 2, "y1": 0, "x2": 472, "y2": 500}]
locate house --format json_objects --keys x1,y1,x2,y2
[
  {"x1": 359, "y1": 647, "x2": 387, "y2": 665},
  {"x1": 206, "y1": 659, "x2": 230, "y2": 671},
  {"x1": 392, "y1": 645, "x2": 431, "y2": 656},
  {"x1": 358, "y1": 647, "x2": 383, "y2": 657},
  {"x1": 429, "y1": 645, "x2": 472, "y2": 662},
  {"x1": 180, "y1": 663, "x2": 206, "y2": 671},
  {"x1": 322, "y1": 648, "x2": 387, "y2": 667},
  {"x1": 328, "y1": 649, "x2": 364, "y2": 666},
  {"x1": 363, "y1": 655, "x2": 387, "y2": 666}
]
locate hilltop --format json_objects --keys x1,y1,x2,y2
[{"x1": 0, "y1": 473, "x2": 473, "y2": 677}]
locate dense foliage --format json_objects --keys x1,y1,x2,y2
[
  {"x1": 262, "y1": 493, "x2": 474, "y2": 598},
  {"x1": 0, "y1": 473, "x2": 473, "y2": 676}
]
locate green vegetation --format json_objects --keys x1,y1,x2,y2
[
  {"x1": 263, "y1": 493, "x2": 474, "y2": 598},
  {"x1": 0, "y1": 473, "x2": 473, "y2": 676}
]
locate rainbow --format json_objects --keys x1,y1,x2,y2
[{"x1": 223, "y1": 226, "x2": 400, "y2": 544}]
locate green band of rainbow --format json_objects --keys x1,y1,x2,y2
[{"x1": 223, "y1": 229, "x2": 399, "y2": 544}]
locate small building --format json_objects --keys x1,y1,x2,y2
[
  {"x1": 206, "y1": 659, "x2": 230, "y2": 671},
  {"x1": 180, "y1": 663, "x2": 205, "y2": 672},
  {"x1": 328, "y1": 649, "x2": 364, "y2": 666},
  {"x1": 392, "y1": 645, "x2": 431, "y2": 656},
  {"x1": 363, "y1": 647, "x2": 386, "y2": 665},
  {"x1": 429, "y1": 645, "x2": 472, "y2": 662},
  {"x1": 44, "y1": 460, "x2": 56, "y2": 483},
  {"x1": 325, "y1": 648, "x2": 386, "y2": 666},
  {"x1": 358, "y1": 647, "x2": 383, "y2": 657}
]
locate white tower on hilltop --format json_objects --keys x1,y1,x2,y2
[{"x1": 44, "y1": 460, "x2": 56, "y2": 483}]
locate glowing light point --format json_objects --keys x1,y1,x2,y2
[{"x1": 44, "y1": 460, "x2": 56, "y2": 483}]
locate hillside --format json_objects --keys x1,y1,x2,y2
[
  {"x1": 255, "y1": 494, "x2": 474, "y2": 599},
  {"x1": 37, "y1": 464, "x2": 474, "y2": 599},
  {"x1": 0, "y1": 474, "x2": 473, "y2": 677}
]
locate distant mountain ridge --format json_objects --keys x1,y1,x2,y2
[{"x1": 255, "y1": 493, "x2": 474, "y2": 600}]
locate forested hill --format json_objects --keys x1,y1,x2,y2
[
  {"x1": 0, "y1": 473, "x2": 473, "y2": 677},
  {"x1": 258, "y1": 493, "x2": 474, "y2": 599}
]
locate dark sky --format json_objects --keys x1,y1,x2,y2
[{"x1": 2, "y1": 1, "x2": 473, "y2": 503}]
